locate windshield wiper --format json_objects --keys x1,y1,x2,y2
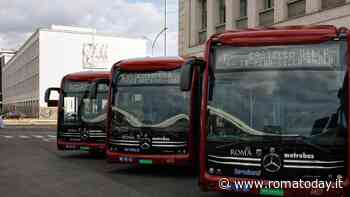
[
  {"x1": 112, "y1": 106, "x2": 189, "y2": 128},
  {"x1": 208, "y1": 105, "x2": 299, "y2": 137}
]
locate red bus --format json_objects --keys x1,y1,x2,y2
[
  {"x1": 180, "y1": 26, "x2": 349, "y2": 196},
  {"x1": 45, "y1": 71, "x2": 110, "y2": 154},
  {"x1": 104, "y1": 57, "x2": 202, "y2": 167}
]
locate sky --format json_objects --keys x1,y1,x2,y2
[{"x1": 0, "y1": 0, "x2": 179, "y2": 56}]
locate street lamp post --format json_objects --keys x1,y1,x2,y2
[
  {"x1": 164, "y1": 0, "x2": 167, "y2": 56},
  {"x1": 151, "y1": 27, "x2": 168, "y2": 56},
  {"x1": 144, "y1": 0, "x2": 168, "y2": 57}
]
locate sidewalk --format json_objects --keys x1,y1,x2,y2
[{"x1": 3, "y1": 119, "x2": 57, "y2": 126}]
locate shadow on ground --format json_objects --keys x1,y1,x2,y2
[
  {"x1": 109, "y1": 164, "x2": 196, "y2": 178},
  {"x1": 58, "y1": 151, "x2": 106, "y2": 160}
]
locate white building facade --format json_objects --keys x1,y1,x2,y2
[
  {"x1": 179, "y1": 0, "x2": 350, "y2": 57},
  {"x1": 2, "y1": 25, "x2": 147, "y2": 118},
  {"x1": 0, "y1": 49, "x2": 16, "y2": 112}
]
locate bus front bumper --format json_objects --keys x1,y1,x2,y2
[
  {"x1": 106, "y1": 149, "x2": 191, "y2": 166},
  {"x1": 57, "y1": 139, "x2": 106, "y2": 151}
]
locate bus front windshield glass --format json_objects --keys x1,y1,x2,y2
[
  {"x1": 208, "y1": 41, "x2": 347, "y2": 146},
  {"x1": 112, "y1": 71, "x2": 189, "y2": 129},
  {"x1": 80, "y1": 83, "x2": 109, "y2": 124},
  {"x1": 62, "y1": 80, "x2": 90, "y2": 125}
]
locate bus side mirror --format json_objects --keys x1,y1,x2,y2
[
  {"x1": 180, "y1": 62, "x2": 193, "y2": 91},
  {"x1": 45, "y1": 87, "x2": 60, "y2": 107},
  {"x1": 180, "y1": 59, "x2": 205, "y2": 91}
]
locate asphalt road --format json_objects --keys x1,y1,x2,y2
[{"x1": 0, "y1": 126, "x2": 220, "y2": 197}]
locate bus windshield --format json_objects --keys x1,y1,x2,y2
[
  {"x1": 80, "y1": 83, "x2": 109, "y2": 124},
  {"x1": 112, "y1": 71, "x2": 189, "y2": 129},
  {"x1": 62, "y1": 80, "x2": 90, "y2": 125},
  {"x1": 208, "y1": 41, "x2": 348, "y2": 145},
  {"x1": 62, "y1": 80, "x2": 108, "y2": 125}
]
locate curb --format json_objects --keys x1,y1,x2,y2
[{"x1": 3, "y1": 120, "x2": 57, "y2": 126}]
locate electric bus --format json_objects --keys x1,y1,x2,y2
[
  {"x1": 104, "y1": 57, "x2": 202, "y2": 167},
  {"x1": 45, "y1": 71, "x2": 110, "y2": 153},
  {"x1": 180, "y1": 26, "x2": 349, "y2": 196}
]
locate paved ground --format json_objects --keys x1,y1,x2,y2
[{"x1": 0, "y1": 126, "x2": 220, "y2": 197}]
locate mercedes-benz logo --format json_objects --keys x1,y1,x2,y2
[
  {"x1": 81, "y1": 130, "x2": 89, "y2": 140},
  {"x1": 136, "y1": 131, "x2": 152, "y2": 150},
  {"x1": 262, "y1": 148, "x2": 281, "y2": 173},
  {"x1": 140, "y1": 142, "x2": 151, "y2": 150}
]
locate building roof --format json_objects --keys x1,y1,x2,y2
[
  {"x1": 4, "y1": 25, "x2": 146, "y2": 69},
  {"x1": 0, "y1": 49, "x2": 16, "y2": 54},
  {"x1": 113, "y1": 56, "x2": 185, "y2": 72}
]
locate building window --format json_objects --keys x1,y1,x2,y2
[
  {"x1": 198, "y1": 30, "x2": 207, "y2": 44},
  {"x1": 259, "y1": 0, "x2": 274, "y2": 27},
  {"x1": 287, "y1": 0, "x2": 306, "y2": 19},
  {"x1": 198, "y1": 0, "x2": 207, "y2": 44},
  {"x1": 218, "y1": 0, "x2": 226, "y2": 24},
  {"x1": 240, "y1": 0, "x2": 247, "y2": 17},
  {"x1": 216, "y1": 0, "x2": 226, "y2": 33},
  {"x1": 200, "y1": 0, "x2": 207, "y2": 30},
  {"x1": 236, "y1": 0, "x2": 248, "y2": 29},
  {"x1": 322, "y1": 0, "x2": 345, "y2": 10},
  {"x1": 263, "y1": 0, "x2": 274, "y2": 9}
]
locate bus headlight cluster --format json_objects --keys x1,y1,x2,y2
[
  {"x1": 110, "y1": 147, "x2": 118, "y2": 152},
  {"x1": 177, "y1": 149, "x2": 187, "y2": 154},
  {"x1": 119, "y1": 157, "x2": 133, "y2": 163},
  {"x1": 208, "y1": 168, "x2": 222, "y2": 175},
  {"x1": 208, "y1": 168, "x2": 215, "y2": 174},
  {"x1": 65, "y1": 145, "x2": 77, "y2": 149}
]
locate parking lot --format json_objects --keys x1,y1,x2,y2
[{"x1": 0, "y1": 126, "x2": 220, "y2": 197}]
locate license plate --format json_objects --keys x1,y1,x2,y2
[
  {"x1": 139, "y1": 159, "x2": 153, "y2": 165},
  {"x1": 80, "y1": 146, "x2": 90, "y2": 151},
  {"x1": 260, "y1": 188, "x2": 284, "y2": 196}
]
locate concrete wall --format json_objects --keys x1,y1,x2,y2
[
  {"x1": 39, "y1": 29, "x2": 147, "y2": 107},
  {"x1": 2, "y1": 32, "x2": 39, "y2": 117},
  {"x1": 38, "y1": 29, "x2": 147, "y2": 119},
  {"x1": 0, "y1": 52, "x2": 15, "y2": 112},
  {"x1": 2, "y1": 26, "x2": 147, "y2": 119},
  {"x1": 179, "y1": 0, "x2": 350, "y2": 57}
]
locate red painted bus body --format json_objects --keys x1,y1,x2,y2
[
  {"x1": 106, "y1": 57, "x2": 201, "y2": 167},
  {"x1": 181, "y1": 26, "x2": 350, "y2": 196},
  {"x1": 46, "y1": 71, "x2": 110, "y2": 153}
]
